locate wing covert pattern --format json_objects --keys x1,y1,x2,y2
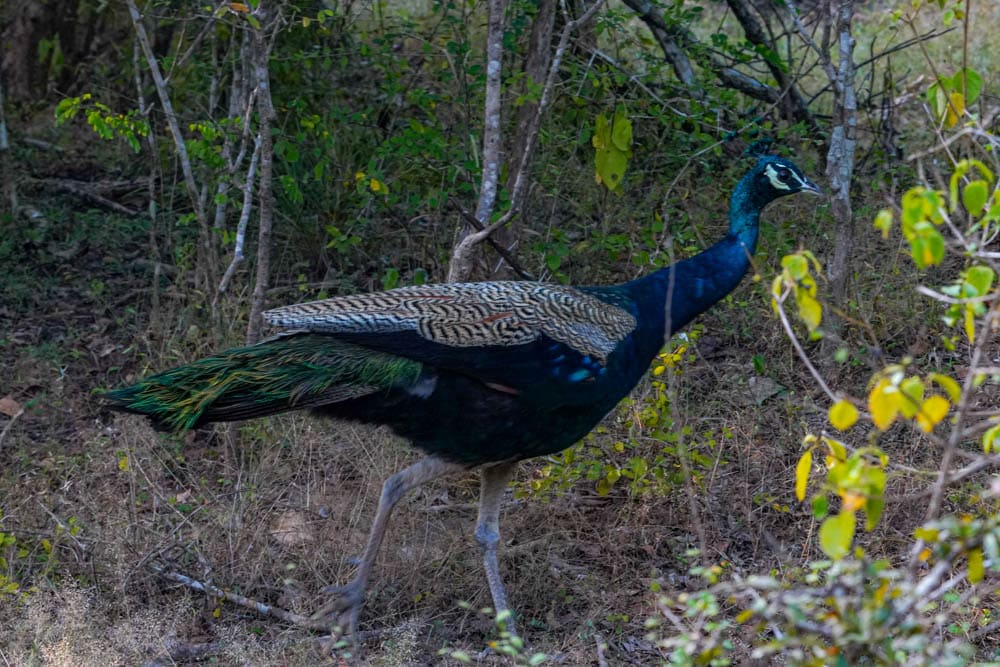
[{"x1": 264, "y1": 281, "x2": 637, "y2": 362}]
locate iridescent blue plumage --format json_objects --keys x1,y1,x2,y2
[{"x1": 104, "y1": 154, "x2": 821, "y2": 637}]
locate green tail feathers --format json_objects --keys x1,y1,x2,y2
[{"x1": 104, "y1": 334, "x2": 422, "y2": 431}]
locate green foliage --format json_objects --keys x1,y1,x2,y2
[
  {"x1": 795, "y1": 435, "x2": 887, "y2": 559},
  {"x1": 647, "y1": 539, "x2": 993, "y2": 666},
  {"x1": 927, "y1": 68, "x2": 982, "y2": 127},
  {"x1": 55, "y1": 94, "x2": 149, "y2": 153},
  {"x1": 592, "y1": 108, "x2": 633, "y2": 193},
  {"x1": 0, "y1": 507, "x2": 83, "y2": 604},
  {"x1": 772, "y1": 250, "x2": 823, "y2": 338},
  {"x1": 439, "y1": 605, "x2": 548, "y2": 666}
]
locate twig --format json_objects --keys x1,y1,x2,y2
[
  {"x1": 36, "y1": 178, "x2": 140, "y2": 216},
  {"x1": 153, "y1": 564, "x2": 333, "y2": 631},
  {"x1": 35, "y1": 501, "x2": 88, "y2": 553},
  {"x1": 909, "y1": 309, "x2": 1000, "y2": 571},
  {"x1": 916, "y1": 285, "x2": 996, "y2": 305},
  {"x1": 773, "y1": 289, "x2": 838, "y2": 402},
  {"x1": 447, "y1": 202, "x2": 535, "y2": 280},
  {"x1": 126, "y1": 0, "x2": 216, "y2": 289},
  {"x1": 216, "y1": 134, "x2": 262, "y2": 297},
  {"x1": 970, "y1": 618, "x2": 1000, "y2": 642},
  {"x1": 594, "y1": 632, "x2": 609, "y2": 667},
  {"x1": 0, "y1": 407, "x2": 25, "y2": 453},
  {"x1": 906, "y1": 112, "x2": 1000, "y2": 161}
]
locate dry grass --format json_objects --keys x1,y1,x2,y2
[
  {"x1": 2, "y1": 4, "x2": 998, "y2": 662},
  {"x1": 0, "y1": 181, "x2": 970, "y2": 665}
]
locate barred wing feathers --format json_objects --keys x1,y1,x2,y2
[{"x1": 264, "y1": 282, "x2": 638, "y2": 364}]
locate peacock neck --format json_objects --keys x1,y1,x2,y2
[
  {"x1": 727, "y1": 178, "x2": 764, "y2": 253},
  {"x1": 611, "y1": 175, "x2": 770, "y2": 360}
]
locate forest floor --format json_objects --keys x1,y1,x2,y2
[{"x1": 0, "y1": 134, "x2": 985, "y2": 665}]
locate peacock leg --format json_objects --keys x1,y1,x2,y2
[
  {"x1": 313, "y1": 455, "x2": 465, "y2": 638},
  {"x1": 474, "y1": 460, "x2": 519, "y2": 635}
]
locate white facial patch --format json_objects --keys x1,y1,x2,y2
[{"x1": 765, "y1": 164, "x2": 794, "y2": 191}]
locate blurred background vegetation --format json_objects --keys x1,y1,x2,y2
[{"x1": 0, "y1": 0, "x2": 998, "y2": 664}]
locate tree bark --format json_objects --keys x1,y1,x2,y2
[
  {"x1": 448, "y1": 1, "x2": 604, "y2": 284},
  {"x1": 824, "y1": 0, "x2": 857, "y2": 307},
  {"x1": 246, "y1": 7, "x2": 277, "y2": 345},
  {"x1": 447, "y1": 0, "x2": 508, "y2": 284},
  {"x1": 490, "y1": 0, "x2": 558, "y2": 278}
]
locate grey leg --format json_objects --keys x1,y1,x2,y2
[
  {"x1": 313, "y1": 456, "x2": 466, "y2": 639},
  {"x1": 474, "y1": 460, "x2": 519, "y2": 634}
]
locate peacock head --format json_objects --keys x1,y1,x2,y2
[{"x1": 745, "y1": 155, "x2": 823, "y2": 205}]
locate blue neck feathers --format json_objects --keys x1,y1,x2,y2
[{"x1": 613, "y1": 168, "x2": 774, "y2": 359}]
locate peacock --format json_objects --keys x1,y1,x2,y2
[{"x1": 105, "y1": 155, "x2": 821, "y2": 637}]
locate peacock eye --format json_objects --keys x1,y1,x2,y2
[{"x1": 777, "y1": 167, "x2": 792, "y2": 182}]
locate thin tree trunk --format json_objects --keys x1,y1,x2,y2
[
  {"x1": 448, "y1": 0, "x2": 508, "y2": 283},
  {"x1": 448, "y1": 0, "x2": 604, "y2": 284},
  {"x1": 126, "y1": 0, "x2": 219, "y2": 294},
  {"x1": 824, "y1": 0, "x2": 857, "y2": 307},
  {"x1": 491, "y1": 0, "x2": 558, "y2": 278},
  {"x1": 246, "y1": 7, "x2": 277, "y2": 345},
  {"x1": 0, "y1": 73, "x2": 12, "y2": 216},
  {"x1": 133, "y1": 39, "x2": 162, "y2": 328}
]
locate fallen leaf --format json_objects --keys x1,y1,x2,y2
[{"x1": 0, "y1": 396, "x2": 23, "y2": 417}]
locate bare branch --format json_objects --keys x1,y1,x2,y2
[
  {"x1": 126, "y1": 0, "x2": 217, "y2": 290},
  {"x1": 447, "y1": 0, "x2": 605, "y2": 282},
  {"x1": 216, "y1": 134, "x2": 262, "y2": 297},
  {"x1": 153, "y1": 564, "x2": 332, "y2": 631},
  {"x1": 774, "y1": 288, "x2": 838, "y2": 403}
]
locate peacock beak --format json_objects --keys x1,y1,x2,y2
[{"x1": 800, "y1": 178, "x2": 824, "y2": 196}]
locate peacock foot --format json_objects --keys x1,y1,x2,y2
[{"x1": 311, "y1": 579, "x2": 366, "y2": 641}]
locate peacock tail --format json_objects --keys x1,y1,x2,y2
[{"x1": 103, "y1": 333, "x2": 423, "y2": 431}]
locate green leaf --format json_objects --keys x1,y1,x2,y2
[
  {"x1": 381, "y1": 267, "x2": 399, "y2": 291},
  {"x1": 869, "y1": 379, "x2": 899, "y2": 431},
  {"x1": 929, "y1": 373, "x2": 961, "y2": 402},
  {"x1": 864, "y1": 493, "x2": 885, "y2": 531},
  {"x1": 909, "y1": 223, "x2": 945, "y2": 267},
  {"x1": 915, "y1": 395, "x2": 949, "y2": 433},
  {"x1": 592, "y1": 113, "x2": 610, "y2": 149},
  {"x1": 593, "y1": 112, "x2": 631, "y2": 193},
  {"x1": 874, "y1": 208, "x2": 893, "y2": 239},
  {"x1": 982, "y1": 423, "x2": 1000, "y2": 454},
  {"x1": 968, "y1": 547, "x2": 984, "y2": 584},
  {"x1": 966, "y1": 266, "x2": 995, "y2": 296},
  {"x1": 956, "y1": 68, "x2": 983, "y2": 105},
  {"x1": 795, "y1": 291, "x2": 822, "y2": 332},
  {"x1": 963, "y1": 180, "x2": 989, "y2": 216},
  {"x1": 610, "y1": 110, "x2": 633, "y2": 152},
  {"x1": 812, "y1": 495, "x2": 829, "y2": 520},
  {"x1": 899, "y1": 376, "x2": 925, "y2": 419},
  {"x1": 819, "y1": 511, "x2": 856, "y2": 560},
  {"x1": 795, "y1": 449, "x2": 813, "y2": 502},
  {"x1": 595, "y1": 147, "x2": 628, "y2": 192},
  {"x1": 781, "y1": 254, "x2": 809, "y2": 280}
]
